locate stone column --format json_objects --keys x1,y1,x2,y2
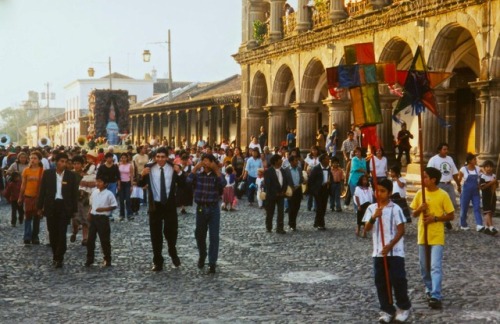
[
  {"x1": 323, "y1": 96, "x2": 351, "y2": 145},
  {"x1": 330, "y1": 0, "x2": 347, "y2": 23},
  {"x1": 208, "y1": 107, "x2": 214, "y2": 147},
  {"x1": 422, "y1": 90, "x2": 449, "y2": 161},
  {"x1": 150, "y1": 113, "x2": 156, "y2": 141},
  {"x1": 186, "y1": 110, "x2": 191, "y2": 148},
  {"x1": 220, "y1": 105, "x2": 227, "y2": 142},
  {"x1": 167, "y1": 112, "x2": 172, "y2": 146},
  {"x1": 295, "y1": 0, "x2": 310, "y2": 33},
  {"x1": 247, "y1": 0, "x2": 268, "y2": 48},
  {"x1": 264, "y1": 105, "x2": 288, "y2": 148},
  {"x1": 470, "y1": 79, "x2": 500, "y2": 163},
  {"x1": 196, "y1": 108, "x2": 202, "y2": 142},
  {"x1": 269, "y1": 0, "x2": 285, "y2": 42},
  {"x1": 445, "y1": 92, "x2": 457, "y2": 156},
  {"x1": 247, "y1": 109, "x2": 268, "y2": 146},
  {"x1": 176, "y1": 110, "x2": 181, "y2": 148},
  {"x1": 235, "y1": 104, "x2": 241, "y2": 148},
  {"x1": 158, "y1": 113, "x2": 164, "y2": 141},
  {"x1": 291, "y1": 103, "x2": 318, "y2": 149},
  {"x1": 378, "y1": 89, "x2": 398, "y2": 158},
  {"x1": 143, "y1": 114, "x2": 148, "y2": 144}
]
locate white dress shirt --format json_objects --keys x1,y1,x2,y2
[
  {"x1": 322, "y1": 167, "x2": 329, "y2": 184},
  {"x1": 55, "y1": 171, "x2": 64, "y2": 199},
  {"x1": 275, "y1": 167, "x2": 283, "y2": 187},
  {"x1": 150, "y1": 163, "x2": 173, "y2": 202}
]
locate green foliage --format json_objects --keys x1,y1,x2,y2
[
  {"x1": 253, "y1": 20, "x2": 267, "y2": 44},
  {"x1": 0, "y1": 107, "x2": 31, "y2": 145}
]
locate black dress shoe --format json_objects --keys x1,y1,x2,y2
[
  {"x1": 266, "y1": 228, "x2": 272, "y2": 233},
  {"x1": 197, "y1": 257, "x2": 206, "y2": 269},
  {"x1": 208, "y1": 265, "x2": 216, "y2": 274},
  {"x1": 151, "y1": 264, "x2": 163, "y2": 272},
  {"x1": 23, "y1": 240, "x2": 31, "y2": 245},
  {"x1": 290, "y1": 227, "x2": 296, "y2": 232},
  {"x1": 85, "y1": 260, "x2": 93, "y2": 267},
  {"x1": 70, "y1": 233, "x2": 76, "y2": 243},
  {"x1": 31, "y1": 239, "x2": 40, "y2": 245},
  {"x1": 317, "y1": 226, "x2": 326, "y2": 231},
  {"x1": 103, "y1": 260, "x2": 112, "y2": 267},
  {"x1": 172, "y1": 257, "x2": 181, "y2": 268},
  {"x1": 54, "y1": 261, "x2": 63, "y2": 268},
  {"x1": 276, "y1": 229, "x2": 286, "y2": 234}
]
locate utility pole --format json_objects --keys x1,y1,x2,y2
[
  {"x1": 46, "y1": 82, "x2": 50, "y2": 139},
  {"x1": 168, "y1": 29, "x2": 173, "y2": 101}
]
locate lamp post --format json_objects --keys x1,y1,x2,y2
[
  {"x1": 41, "y1": 82, "x2": 55, "y2": 140},
  {"x1": 143, "y1": 29, "x2": 173, "y2": 101},
  {"x1": 88, "y1": 56, "x2": 112, "y2": 89}
]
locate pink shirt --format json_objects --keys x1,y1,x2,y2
[{"x1": 119, "y1": 163, "x2": 132, "y2": 182}]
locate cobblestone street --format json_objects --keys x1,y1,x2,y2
[{"x1": 0, "y1": 198, "x2": 498, "y2": 323}]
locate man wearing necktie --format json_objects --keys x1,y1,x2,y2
[
  {"x1": 307, "y1": 154, "x2": 332, "y2": 230},
  {"x1": 264, "y1": 154, "x2": 289, "y2": 234},
  {"x1": 140, "y1": 147, "x2": 184, "y2": 271}
]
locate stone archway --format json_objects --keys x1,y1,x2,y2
[
  {"x1": 268, "y1": 64, "x2": 295, "y2": 148},
  {"x1": 379, "y1": 37, "x2": 413, "y2": 70},
  {"x1": 427, "y1": 23, "x2": 480, "y2": 162},
  {"x1": 491, "y1": 36, "x2": 500, "y2": 78},
  {"x1": 248, "y1": 71, "x2": 269, "y2": 146}
]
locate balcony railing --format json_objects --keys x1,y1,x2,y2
[
  {"x1": 312, "y1": 5, "x2": 331, "y2": 29},
  {"x1": 346, "y1": 0, "x2": 368, "y2": 17},
  {"x1": 282, "y1": 12, "x2": 297, "y2": 38}
]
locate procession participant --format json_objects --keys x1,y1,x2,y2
[
  {"x1": 396, "y1": 123, "x2": 414, "y2": 165},
  {"x1": 285, "y1": 155, "x2": 305, "y2": 231},
  {"x1": 263, "y1": 154, "x2": 289, "y2": 234},
  {"x1": 140, "y1": 147, "x2": 184, "y2": 271},
  {"x1": 307, "y1": 154, "x2": 332, "y2": 230},
  {"x1": 187, "y1": 154, "x2": 226, "y2": 274},
  {"x1": 70, "y1": 155, "x2": 90, "y2": 246},
  {"x1": 37, "y1": 153, "x2": 79, "y2": 268}
]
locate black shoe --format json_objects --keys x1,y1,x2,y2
[
  {"x1": 23, "y1": 240, "x2": 31, "y2": 245},
  {"x1": 284, "y1": 208, "x2": 289, "y2": 213},
  {"x1": 103, "y1": 260, "x2": 111, "y2": 267},
  {"x1": 172, "y1": 257, "x2": 181, "y2": 268},
  {"x1": 197, "y1": 257, "x2": 206, "y2": 269},
  {"x1": 335, "y1": 209, "x2": 342, "y2": 212},
  {"x1": 54, "y1": 261, "x2": 63, "y2": 268},
  {"x1": 428, "y1": 298, "x2": 442, "y2": 309},
  {"x1": 180, "y1": 208, "x2": 187, "y2": 214},
  {"x1": 85, "y1": 260, "x2": 93, "y2": 267},
  {"x1": 31, "y1": 239, "x2": 40, "y2": 245},
  {"x1": 208, "y1": 265, "x2": 216, "y2": 274},
  {"x1": 70, "y1": 233, "x2": 76, "y2": 243},
  {"x1": 317, "y1": 226, "x2": 326, "y2": 231},
  {"x1": 266, "y1": 228, "x2": 272, "y2": 233},
  {"x1": 151, "y1": 264, "x2": 163, "y2": 272},
  {"x1": 445, "y1": 221, "x2": 452, "y2": 230},
  {"x1": 81, "y1": 239, "x2": 87, "y2": 246},
  {"x1": 290, "y1": 227, "x2": 296, "y2": 232},
  {"x1": 276, "y1": 229, "x2": 286, "y2": 234}
]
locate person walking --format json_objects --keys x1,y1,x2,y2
[
  {"x1": 117, "y1": 153, "x2": 134, "y2": 221},
  {"x1": 187, "y1": 154, "x2": 226, "y2": 274},
  {"x1": 264, "y1": 154, "x2": 289, "y2": 234},
  {"x1": 140, "y1": 147, "x2": 184, "y2": 271},
  {"x1": 242, "y1": 148, "x2": 263, "y2": 206},
  {"x1": 37, "y1": 153, "x2": 79, "y2": 268},
  {"x1": 308, "y1": 154, "x2": 332, "y2": 230},
  {"x1": 286, "y1": 155, "x2": 305, "y2": 231}
]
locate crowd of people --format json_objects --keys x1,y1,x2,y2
[{"x1": 0, "y1": 123, "x2": 497, "y2": 322}]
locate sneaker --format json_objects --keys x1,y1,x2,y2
[
  {"x1": 460, "y1": 226, "x2": 470, "y2": 231},
  {"x1": 484, "y1": 228, "x2": 492, "y2": 235},
  {"x1": 477, "y1": 226, "x2": 486, "y2": 232},
  {"x1": 428, "y1": 298, "x2": 442, "y2": 309},
  {"x1": 491, "y1": 228, "x2": 498, "y2": 235},
  {"x1": 378, "y1": 311, "x2": 393, "y2": 323},
  {"x1": 395, "y1": 309, "x2": 410, "y2": 322}
]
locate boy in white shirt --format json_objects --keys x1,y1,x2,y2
[
  {"x1": 85, "y1": 175, "x2": 118, "y2": 267},
  {"x1": 363, "y1": 179, "x2": 411, "y2": 323}
]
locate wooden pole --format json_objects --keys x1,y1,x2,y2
[{"x1": 417, "y1": 113, "x2": 430, "y2": 273}]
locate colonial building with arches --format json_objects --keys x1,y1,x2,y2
[{"x1": 234, "y1": 0, "x2": 499, "y2": 165}]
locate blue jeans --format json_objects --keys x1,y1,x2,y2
[
  {"x1": 329, "y1": 182, "x2": 342, "y2": 210},
  {"x1": 118, "y1": 181, "x2": 132, "y2": 218},
  {"x1": 195, "y1": 203, "x2": 220, "y2": 266},
  {"x1": 246, "y1": 176, "x2": 256, "y2": 203},
  {"x1": 418, "y1": 244, "x2": 444, "y2": 300},
  {"x1": 373, "y1": 256, "x2": 411, "y2": 315},
  {"x1": 24, "y1": 217, "x2": 40, "y2": 241},
  {"x1": 459, "y1": 180, "x2": 483, "y2": 228}
]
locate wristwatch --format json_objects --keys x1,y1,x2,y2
[{"x1": 434, "y1": 216, "x2": 438, "y2": 222}]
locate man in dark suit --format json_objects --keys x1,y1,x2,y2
[
  {"x1": 284, "y1": 155, "x2": 305, "y2": 231},
  {"x1": 140, "y1": 147, "x2": 184, "y2": 271},
  {"x1": 37, "y1": 152, "x2": 79, "y2": 268},
  {"x1": 264, "y1": 154, "x2": 289, "y2": 234},
  {"x1": 307, "y1": 154, "x2": 331, "y2": 230}
]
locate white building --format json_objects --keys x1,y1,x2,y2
[{"x1": 63, "y1": 73, "x2": 153, "y2": 146}]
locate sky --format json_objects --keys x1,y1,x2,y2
[{"x1": 0, "y1": 0, "x2": 242, "y2": 109}]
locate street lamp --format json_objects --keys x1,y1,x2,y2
[
  {"x1": 88, "y1": 56, "x2": 113, "y2": 89},
  {"x1": 143, "y1": 29, "x2": 173, "y2": 101}
]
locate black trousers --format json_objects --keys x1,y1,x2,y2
[
  {"x1": 46, "y1": 200, "x2": 70, "y2": 262},
  {"x1": 149, "y1": 202, "x2": 178, "y2": 266},
  {"x1": 314, "y1": 186, "x2": 329, "y2": 228},
  {"x1": 11, "y1": 201, "x2": 24, "y2": 225},
  {"x1": 288, "y1": 188, "x2": 302, "y2": 229},
  {"x1": 87, "y1": 214, "x2": 111, "y2": 263},
  {"x1": 265, "y1": 196, "x2": 285, "y2": 231}
]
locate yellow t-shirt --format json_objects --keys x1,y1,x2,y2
[{"x1": 410, "y1": 188, "x2": 455, "y2": 245}]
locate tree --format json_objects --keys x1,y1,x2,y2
[{"x1": 0, "y1": 107, "x2": 32, "y2": 145}]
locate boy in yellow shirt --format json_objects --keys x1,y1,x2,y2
[{"x1": 410, "y1": 167, "x2": 455, "y2": 309}]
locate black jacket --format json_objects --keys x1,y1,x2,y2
[
  {"x1": 37, "y1": 169, "x2": 79, "y2": 218},
  {"x1": 264, "y1": 167, "x2": 289, "y2": 201},
  {"x1": 139, "y1": 162, "x2": 184, "y2": 213},
  {"x1": 307, "y1": 163, "x2": 331, "y2": 196}
]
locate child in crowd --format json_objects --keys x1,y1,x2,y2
[
  {"x1": 256, "y1": 168, "x2": 265, "y2": 209},
  {"x1": 329, "y1": 157, "x2": 344, "y2": 212},
  {"x1": 389, "y1": 165, "x2": 411, "y2": 223},
  {"x1": 130, "y1": 181, "x2": 143, "y2": 216},
  {"x1": 363, "y1": 179, "x2": 411, "y2": 323},
  {"x1": 3, "y1": 172, "x2": 23, "y2": 227},
  {"x1": 354, "y1": 175, "x2": 373, "y2": 237},
  {"x1": 480, "y1": 160, "x2": 498, "y2": 235},
  {"x1": 410, "y1": 167, "x2": 455, "y2": 309},
  {"x1": 222, "y1": 165, "x2": 236, "y2": 211},
  {"x1": 71, "y1": 156, "x2": 90, "y2": 246},
  {"x1": 458, "y1": 153, "x2": 484, "y2": 232},
  {"x1": 85, "y1": 175, "x2": 117, "y2": 267}
]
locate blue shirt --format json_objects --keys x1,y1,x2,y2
[
  {"x1": 290, "y1": 167, "x2": 301, "y2": 186},
  {"x1": 245, "y1": 157, "x2": 263, "y2": 178}
]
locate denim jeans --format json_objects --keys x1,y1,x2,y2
[
  {"x1": 246, "y1": 176, "x2": 256, "y2": 203},
  {"x1": 418, "y1": 244, "x2": 444, "y2": 300},
  {"x1": 373, "y1": 256, "x2": 411, "y2": 315},
  {"x1": 24, "y1": 217, "x2": 40, "y2": 241},
  {"x1": 195, "y1": 203, "x2": 220, "y2": 266},
  {"x1": 118, "y1": 181, "x2": 132, "y2": 218},
  {"x1": 459, "y1": 178, "x2": 483, "y2": 228},
  {"x1": 329, "y1": 182, "x2": 342, "y2": 210}
]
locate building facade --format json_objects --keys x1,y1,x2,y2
[{"x1": 233, "y1": 0, "x2": 500, "y2": 165}]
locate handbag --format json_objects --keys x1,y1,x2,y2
[
  {"x1": 285, "y1": 186, "x2": 293, "y2": 197},
  {"x1": 259, "y1": 190, "x2": 266, "y2": 201}
]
